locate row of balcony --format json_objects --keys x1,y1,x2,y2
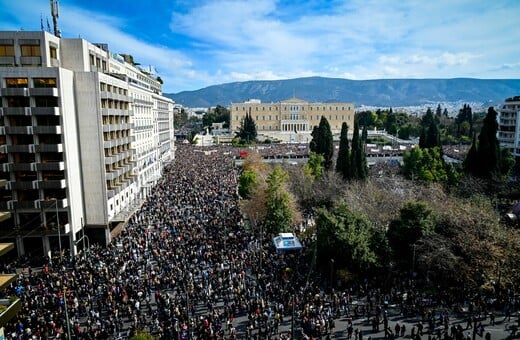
[
  {"x1": 3, "y1": 179, "x2": 66, "y2": 190},
  {"x1": 0, "y1": 198, "x2": 68, "y2": 210},
  {"x1": 100, "y1": 90, "x2": 133, "y2": 103},
  {"x1": 1, "y1": 87, "x2": 58, "y2": 97},
  {"x1": 0, "y1": 144, "x2": 63, "y2": 153},
  {"x1": 105, "y1": 162, "x2": 136, "y2": 181},
  {"x1": 101, "y1": 123, "x2": 133, "y2": 133},
  {"x1": 100, "y1": 108, "x2": 133, "y2": 117},
  {"x1": 0, "y1": 107, "x2": 60, "y2": 116},
  {"x1": 107, "y1": 176, "x2": 136, "y2": 199},
  {"x1": 1, "y1": 161, "x2": 64, "y2": 172},
  {"x1": 103, "y1": 136, "x2": 135, "y2": 148},
  {"x1": 0, "y1": 126, "x2": 62, "y2": 135},
  {"x1": 104, "y1": 149, "x2": 135, "y2": 165}
]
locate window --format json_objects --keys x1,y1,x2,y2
[
  {"x1": 89, "y1": 54, "x2": 95, "y2": 65},
  {"x1": 20, "y1": 44, "x2": 41, "y2": 56},
  {"x1": 6, "y1": 78, "x2": 28, "y2": 88},
  {"x1": 34, "y1": 96, "x2": 58, "y2": 107},
  {"x1": 0, "y1": 44, "x2": 15, "y2": 56},
  {"x1": 33, "y1": 78, "x2": 57, "y2": 88},
  {"x1": 49, "y1": 46, "x2": 57, "y2": 59},
  {"x1": 7, "y1": 97, "x2": 29, "y2": 107}
]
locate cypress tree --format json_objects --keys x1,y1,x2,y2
[
  {"x1": 463, "y1": 107, "x2": 512, "y2": 179},
  {"x1": 310, "y1": 116, "x2": 334, "y2": 170},
  {"x1": 236, "y1": 112, "x2": 257, "y2": 144},
  {"x1": 463, "y1": 132, "x2": 479, "y2": 176},
  {"x1": 419, "y1": 127, "x2": 427, "y2": 149},
  {"x1": 336, "y1": 122, "x2": 350, "y2": 179},
  {"x1": 350, "y1": 116, "x2": 368, "y2": 180},
  {"x1": 425, "y1": 120, "x2": 441, "y2": 149},
  {"x1": 476, "y1": 107, "x2": 499, "y2": 178}
]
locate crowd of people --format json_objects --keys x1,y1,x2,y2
[{"x1": 0, "y1": 144, "x2": 518, "y2": 339}]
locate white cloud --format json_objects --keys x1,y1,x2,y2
[{"x1": 2, "y1": 0, "x2": 520, "y2": 91}]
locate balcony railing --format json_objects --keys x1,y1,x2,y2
[
  {"x1": 1, "y1": 88, "x2": 29, "y2": 97},
  {"x1": 29, "y1": 88, "x2": 58, "y2": 97},
  {"x1": 1, "y1": 107, "x2": 31, "y2": 116},
  {"x1": 31, "y1": 107, "x2": 60, "y2": 116}
]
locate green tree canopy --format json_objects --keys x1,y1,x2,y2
[
  {"x1": 316, "y1": 203, "x2": 380, "y2": 271},
  {"x1": 349, "y1": 115, "x2": 368, "y2": 180},
  {"x1": 304, "y1": 151, "x2": 325, "y2": 180},
  {"x1": 387, "y1": 201, "x2": 436, "y2": 267},
  {"x1": 402, "y1": 147, "x2": 454, "y2": 183},
  {"x1": 310, "y1": 116, "x2": 334, "y2": 170},
  {"x1": 264, "y1": 165, "x2": 298, "y2": 234},
  {"x1": 236, "y1": 112, "x2": 257, "y2": 144},
  {"x1": 464, "y1": 107, "x2": 513, "y2": 179},
  {"x1": 203, "y1": 105, "x2": 230, "y2": 128},
  {"x1": 238, "y1": 169, "x2": 257, "y2": 199},
  {"x1": 335, "y1": 122, "x2": 350, "y2": 179}
]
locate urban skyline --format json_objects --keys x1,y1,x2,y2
[{"x1": 1, "y1": 0, "x2": 519, "y2": 93}]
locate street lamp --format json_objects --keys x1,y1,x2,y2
[
  {"x1": 62, "y1": 285, "x2": 72, "y2": 339},
  {"x1": 50, "y1": 198, "x2": 62, "y2": 261}
]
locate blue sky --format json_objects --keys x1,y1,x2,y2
[{"x1": 1, "y1": 0, "x2": 519, "y2": 93}]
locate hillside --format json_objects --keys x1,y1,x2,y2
[{"x1": 165, "y1": 77, "x2": 520, "y2": 108}]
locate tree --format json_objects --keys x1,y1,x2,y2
[
  {"x1": 203, "y1": 105, "x2": 230, "y2": 128},
  {"x1": 174, "y1": 107, "x2": 189, "y2": 129},
  {"x1": 402, "y1": 147, "x2": 450, "y2": 183},
  {"x1": 456, "y1": 104, "x2": 473, "y2": 137},
  {"x1": 425, "y1": 120, "x2": 441, "y2": 149},
  {"x1": 264, "y1": 165, "x2": 299, "y2": 235},
  {"x1": 435, "y1": 104, "x2": 442, "y2": 118},
  {"x1": 238, "y1": 170, "x2": 257, "y2": 199},
  {"x1": 349, "y1": 116, "x2": 368, "y2": 180},
  {"x1": 419, "y1": 108, "x2": 441, "y2": 149},
  {"x1": 387, "y1": 201, "x2": 436, "y2": 268},
  {"x1": 464, "y1": 107, "x2": 513, "y2": 179},
  {"x1": 385, "y1": 108, "x2": 397, "y2": 135},
  {"x1": 316, "y1": 203, "x2": 379, "y2": 272},
  {"x1": 304, "y1": 151, "x2": 325, "y2": 179},
  {"x1": 236, "y1": 112, "x2": 257, "y2": 144},
  {"x1": 309, "y1": 116, "x2": 334, "y2": 170},
  {"x1": 336, "y1": 122, "x2": 350, "y2": 179}
]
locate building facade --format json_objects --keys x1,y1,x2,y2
[
  {"x1": 230, "y1": 97, "x2": 355, "y2": 142},
  {"x1": 498, "y1": 96, "x2": 520, "y2": 157},
  {"x1": 0, "y1": 30, "x2": 174, "y2": 257}
]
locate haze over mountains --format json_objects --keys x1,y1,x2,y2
[{"x1": 165, "y1": 77, "x2": 520, "y2": 109}]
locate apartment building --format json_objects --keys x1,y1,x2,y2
[
  {"x1": 498, "y1": 96, "x2": 520, "y2": 157},
  {"x1": 0, "y1": 30, "x2": 174, "y2": 257},
  {"x1": 230, "y1": 97, "x2": 355, "y2": 142}
]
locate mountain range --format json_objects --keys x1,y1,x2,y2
[{"x1": 165, "y1": 77, "x2": 520, "y2": 109}]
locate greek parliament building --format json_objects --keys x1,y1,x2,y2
[
  {"x1": 0, "y1": 30, "x2": 175, "y2": 257},
  {"x1": 498, "y1": 96, "x2": 520, "y2": 157},
  {"x1": 230, "y1": 98, "x2": 355, "y2": 142}
]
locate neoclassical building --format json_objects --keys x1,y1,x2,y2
[{"x1": 230, "y1": 97, "x2": 355, "y2": 142}]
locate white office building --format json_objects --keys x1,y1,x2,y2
[
  {"x1": 498, "y1": 96, "x2": 520, "y2": 157},
  {"x1": 0, "y1": 30, "x2": 174, "y2": 257}
]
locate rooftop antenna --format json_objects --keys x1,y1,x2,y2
[{"x1": 50, "y1": 0, "x2": 61, "y2": 37}]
